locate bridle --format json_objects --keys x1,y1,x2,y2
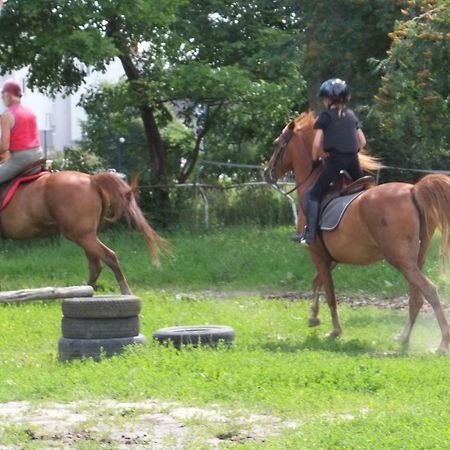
[{"x1": 267, "y1": 127, "x2": 320, "y2": 196}]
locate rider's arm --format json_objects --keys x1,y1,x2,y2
[
  {"x1": 312, "y1": 129, "x2": 324, "y2": 160},
  {"x1": 0, "y1": 112, "x2": 13, "y2": 153},
  {"x1": 357, "y1": 129, "x2": 366, "y2": 149}
]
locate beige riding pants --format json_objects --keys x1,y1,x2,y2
[{"x1": 0, "y1": 147, "x2": 44, "y2": 184}]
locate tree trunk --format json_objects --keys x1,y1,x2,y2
[
  {"x1": 117, "y1": 55, "x2": 167, "y2": 177},
  {"x1": 116, "y1": 53, "x2": 171, "y2": 226}
]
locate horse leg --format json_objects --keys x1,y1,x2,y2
[
  {"x1": 308, "y1": 272, "x2": 322, "y2": 327},
  {"x1": 308, "y1": 261, "x2": 337, "y2": 328},
  {"x1": 79, "y1": 236, "x2": 132, "y2": 295},
  {"x1": 85, "y1": 251, "x2": 103, "y2": 289},
  {"x1": 311, "y1": 255, "x2": 341, "y2": 338},
  {"x1": 396, "y1": 237, "x2": 429, "y2": 345},
  {"x1": 396, "y1": 284, "x2": 424, "y2": 345},
  {"x1": 398, "y1": 265, "x2": 449, "y2": 352}
]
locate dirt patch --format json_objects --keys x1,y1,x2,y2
[
  {"x1": 169, "y1": 289, "x2": 450, "y2": 312},
  {"x1": 0, "y1": 400, "x2": 298, "y2": 449},
  {"x1": 263, "y1": 291, "x2": 450, "y2": 313}
]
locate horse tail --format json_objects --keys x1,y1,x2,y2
[
  {"x1": 413, "y1": 174, "x2": 450, "y2": 267},
  {"x1": 359, "y1": 149, "x2": 383, "y2": 172},
  {"x1": 91, "y1": 172, "x2": 170, "y2": 266}
]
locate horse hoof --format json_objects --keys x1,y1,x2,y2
[
  {"x1": 326, "y1": 330, "x2": 341, "y2": 339},
  {"x1": 435, "y1": 345, "x2": 449, "y2": 355},
  {"x1": 308, "y1": 317, "x2": 321, "y2": 327},
  {"x1": 395, "y1": 333, "x2": 408, "y2": 344}
]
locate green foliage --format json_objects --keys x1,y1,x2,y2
[
  {"x1": 0, "y1": 0, "x2": 306, "y2": 193},
  {"x1": 170, "y1": 187, "x2": 293, "y2": 229},
  {"x1": 80, "y1": 81, "x2": 197, "y2": 175},
  {"x1": 368, "y1": 0, "x2": 450, "y2": 173},
  {"x1": 0, "y1": 0, "x2": 182, "y2": 95},
  {"x1": 0, "y1": 0, "x2": 448, "y2": 201},
  {"x1": 167, "y1": 0, "x2": 305, "y2": 168},
  {"x1": 79, "y1": 82, "x2": 149, "y2": 173},
  {"x1": 50, "y1": 147, "x2": 106, "y2": 173},
  {"x1": 299, "y1": 0, "x2": 407, "y2": 106}
]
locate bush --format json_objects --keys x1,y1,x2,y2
[
  {"x1": 50, "y1": 147, "x2": 106, "y2": 174},
  {"x1": 137, "y1": 185, "x2": 294, "y2": 230}
]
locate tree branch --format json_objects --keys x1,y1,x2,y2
[{"x1": 177, "y1": 101, "x2": 224, "y2": 183}]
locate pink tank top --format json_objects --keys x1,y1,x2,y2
[{"x1": 8, "y1": 103, "x2": 41, "y2": 151}]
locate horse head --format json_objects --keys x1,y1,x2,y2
[{"x1": 264, "y1": 112, "x2": 317, "y2": 184}]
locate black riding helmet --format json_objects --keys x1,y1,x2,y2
[{"x1": 318, "y1": 78, "x2": 349, "y2": 103}]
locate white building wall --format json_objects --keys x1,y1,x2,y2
[{"x1": 0, "y1": 59, "x2": 124, "y2": 155}]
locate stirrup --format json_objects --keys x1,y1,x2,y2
[{"x1": 291, "y1": 233, "x2": 309, "y2": 246}]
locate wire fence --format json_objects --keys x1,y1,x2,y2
[{"x1": 137, "y1": 160, "x2": 450, "y2": 229}]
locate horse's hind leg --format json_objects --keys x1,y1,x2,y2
[
  {"x1": 396, "y1": 283, "x2": 424, "y2": 345},
  {"x1": 79, "y1": 236, "x2": 131, "y2": 295},
  {"x1": 396, "y1": 238, "x2": 430, "y2": 345},
  {"x1": 85, "y1": 251, "x2": 103, "y2": 289},
  {"x1": 398, "y1": 265, "x2": 449, "y2": 352},
  {"x1": 308, "y1": 261, "x2": 337, "y2": 328}
]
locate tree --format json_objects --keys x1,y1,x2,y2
[
  {"x1": 79, "y1": 81, "x2": 195, "y2": 176},
  {"x1": 297, "y1": 0, "x2": 407, "y2": 106},
  {"x1": 368, "y1": 0, "x2": 449, "y2": 174},
  {"x1": 0, "y1": 0, "x2": 305, "y2": 222}
]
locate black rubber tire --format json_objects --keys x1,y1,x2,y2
[
  {"x1": 61, "y1": 316, "x2": 140, "y2": 339},
  {"x1": 153, "y1": 325, "x2": 235, "y2": 349},
  {"x1": 58, "y1": 334, "x2": 147, "y2": 361},
  {"x1": 62, "y1": 295, "x2": 141, "y2": 319}
]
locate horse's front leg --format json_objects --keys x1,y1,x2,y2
[
  {"x1": 310, "y1": 252, "x2": 341, "y2": 338},
  {"x1": 308, "y1": 272, "x2": 322, "y2": 327},
  {"x1": 308, "y1": 262, "x2": 338, "y2": 328}
]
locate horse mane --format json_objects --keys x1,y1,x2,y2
[
  {"x1": 288, "y1": 111, "x2": 382, "y2": 172},
  {"x1": 292, "y1": 111, "x2": 317, "y2": 131}
]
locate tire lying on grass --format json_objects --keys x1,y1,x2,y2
[
  {"x1": 58, "y1": 334, "x2": 147, "y2": 361},
  {"x1": 62, "y1": 295, "x2": 141, "y2": 319},
  {"x1": 62, "y1": 316, "x2": 140, "y2": 339},
  {"x1": 153, "y1": 325, "x2": 235, "y2": 349}
]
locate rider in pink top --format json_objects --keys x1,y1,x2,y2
[
  {"x1": 0, "y1": 79, "x2": 43, "y2": 183},
  {"x1": 8, "y1": 103, "x2": 41, "y2": 151}
]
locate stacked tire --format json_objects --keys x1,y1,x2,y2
[{"x1": 58, "y1": 295, "x2": 147, "y2": 361}]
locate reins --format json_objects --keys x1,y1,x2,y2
[
  {"x1": 270, "y1": 127, "x2": 320, "y2": 197},
  {"x1": 279, "y1": 165, "x2": 318, "y2": 196}
]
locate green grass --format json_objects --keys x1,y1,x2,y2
[
  {"x1": 0, "y1": 225, "x2": 448, "y2": 296},
  {"x1": 1, "y1": 226, "x2": 450, "y2": 448},
  {"x1": 0, "y1": 293, "x2": 449, "y2": 448}
]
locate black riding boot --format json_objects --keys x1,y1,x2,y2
[{"x1": 292, "y1": 200, "x2": 320, "y2": 245}]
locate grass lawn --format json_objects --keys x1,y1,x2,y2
[
  {"x1": 0, "y1": 226, "x2": 450, "y2": 448},
  {"x1": 0, "y1": 225, "x2": 448, "y2": 296},
  {"x1": 1, "y1": 292, "x2": 450, "y2": 448}
]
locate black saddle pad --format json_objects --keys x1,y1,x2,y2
[{"x1": 320, "y1": 191, "x2": 364, "y2": 231}]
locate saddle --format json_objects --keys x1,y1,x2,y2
[
  {"x1": 0, "y1": 159, "x2": 49, "y2": 211},
  {"x1": 302, "y1": 171, "x2": 375, "y2": 231}
]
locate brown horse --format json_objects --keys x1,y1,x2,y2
[
  {"x1": 0, "y1": 170, "x2": 167, "y2": 294},
  {"x1": 265, "y1": 112, "x2": 450, "y2": 352}
]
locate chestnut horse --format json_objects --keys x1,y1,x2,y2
[
  {"x1": 0, "y1": 171, "x2": 167, "y2": 294},
  {"x1": 265, "y1": 112, "x2": 450, "y2": 352}
]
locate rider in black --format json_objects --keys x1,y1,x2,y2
[{"x1": 293, "y1": 78, "x2": 367, "y2": 245}]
